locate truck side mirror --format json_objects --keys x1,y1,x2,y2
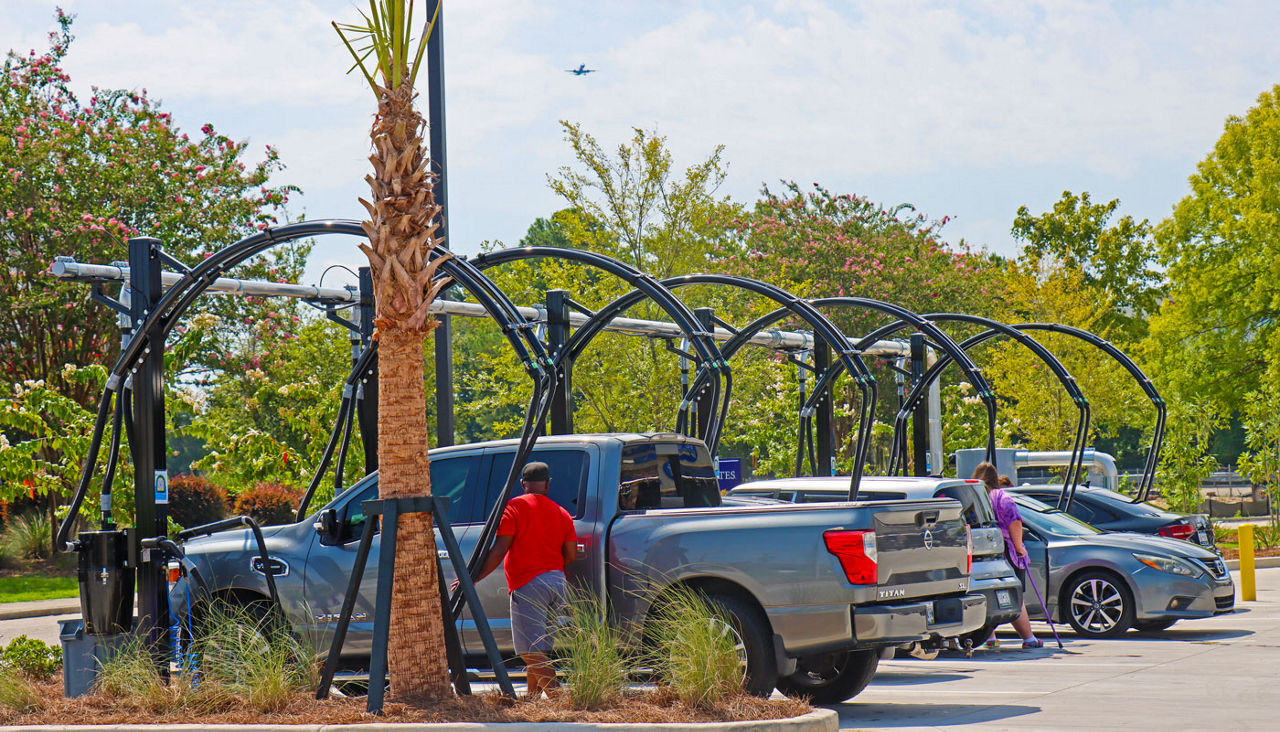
[{"x1": 314, "y1": 508, "x2": 340, "y2": 543}]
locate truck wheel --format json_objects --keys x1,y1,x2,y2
[
  {"x1": 1063, "y1": 571, "x2": 1134, "y2": 638},
  {"x1": 706, "y1": 594, "x2": 778, "y2": 697},
  {"x1": 1133, "y1": 618, "x2": 1177, "y2": 632},
  {"x1": 776, "y1": 650, "x2": 879, "y2": 704}
]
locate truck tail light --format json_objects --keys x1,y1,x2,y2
[
  {"x1": 824, "y1": 529, "x2": 878, "y2": 585},
  {"x1": 966, "y1": 525, "x2": 973, "y2": 574},
  {"x1": 1158, "y1": 523, "x2": 1195, "y2": 541}
]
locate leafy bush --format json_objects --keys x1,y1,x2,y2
[
  {"x1": 168, "y1": 474, "x2": 226, "y2": 530},
  {"x1": 1254, "y1": 523, "x2": 1280, "y2": 550},
  {"x1": 556, "y1": 586, "x2": 629, "y2": 709},
  {"x1": 645, "y1": 586, "x2": 744, "y2": 708},
  {"x1": 1, "y1": 513, "x2": 51, "y2": 560},
  {"x1": 0, "y1": 667, "x2": 43, "y2": 715},
  {"x1": 233, "y1": 482, "x2": 301, "y2": 527},
  {"x1": 1, "y1": 636, "x2": 61, "y2": 681}
]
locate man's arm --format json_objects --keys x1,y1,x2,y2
[
  {"x1": 562, "y1": 538, "x2": 578, "y2": 566},
  {"x1": 476, "y1": 534, "x2": 514, "y2": 583}
]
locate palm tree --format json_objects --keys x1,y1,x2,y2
[{"x1": 334, "y1": 0, "x2": 451, "y2": 701}]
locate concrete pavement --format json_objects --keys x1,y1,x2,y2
[{"x1": 831, "y1": 566, "x2": 1280, "y2": 730}]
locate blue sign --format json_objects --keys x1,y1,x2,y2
[
  {"x1": 154, "y1": 470, "x2": 169, "y2": 504},
  {"x1": 716, "y1": 458, "x2": 743, "y2": 492}
]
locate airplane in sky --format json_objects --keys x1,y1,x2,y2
[{"x1": 565, "y1": 64, "x2": 597, "y2": 76}]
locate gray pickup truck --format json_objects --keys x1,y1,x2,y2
[{"x1": 172, "y1": 433, "x2": 985, "y2": 703}]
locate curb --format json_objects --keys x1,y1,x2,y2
[
  {"x1": 0, "y1": 710, "x2": 839, "y2": 732},
  {"x1": 1225, "y1": 556, "x2": 1280, "y2": 570},
  {"x1": 0, "y1": 601, "x2": 80, "y2": 621}
]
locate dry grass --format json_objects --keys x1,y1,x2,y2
[{"x1": 1, "y1": 676, "x2": 811, "y2": 726}]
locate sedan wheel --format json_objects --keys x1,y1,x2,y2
[{"x1": 1064, "y1": 572, "x2": 1134, "y2": 638}]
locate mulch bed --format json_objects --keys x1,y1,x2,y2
[
  {"x1": 2, "y1": 677, "x2": 813, "y2": 726},
  {"x1": 1218, "y1": 546, "x2": 1280, "y2": 561}
]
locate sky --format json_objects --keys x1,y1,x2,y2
[{"x1": 5, "y1": 0, "x2": 1279, "y2": 290}]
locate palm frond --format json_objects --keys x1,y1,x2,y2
[{"x1": 333, "y1": 0, "x2": 440, "y2": 95}]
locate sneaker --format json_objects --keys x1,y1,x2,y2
[
  {"x1": 1022, "y1": 637, "x2": 1044, "y2": 649},
  {"x1": 984, "y1": 635, "x2": 1000, "y2": 649}
]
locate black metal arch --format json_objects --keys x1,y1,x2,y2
[
  {"x1": 892, "y1": 314, "x2": 1091, "y2": 508},
  {"x1": 468, "y1": 247, "x2": 731, "y2": 451},
  {"x1": 1011, "y1": 323, "x2": 1166, "y2": 504},
  {"x1": 58, "y1": 221, "x2": 554, "y2": 570},
  {"x1": 563, "y1": 273, "x2": 877, "y2": 495}
]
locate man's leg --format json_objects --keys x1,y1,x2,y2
[{"x1": 522, "y1": 652, "x2": 553, "y2": 698}]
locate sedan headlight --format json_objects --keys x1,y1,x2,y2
[{"x1": 1133, "y1": 552, "x2": 1203, "y2": 577}]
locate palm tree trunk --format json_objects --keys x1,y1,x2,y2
[
  {"x1": 377, "y1": 326, "x2": 449, "y2": 700},
  {"x1": 362, "y1": 80, "x2": 452, "y2": 702}
]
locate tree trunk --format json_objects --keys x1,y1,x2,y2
[{"x1": 378, "y1": 326, "x2": 450, "y2": 700}]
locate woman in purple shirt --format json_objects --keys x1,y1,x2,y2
[{"x1": 973, "y1": 462, "x2": 1043, "y2": 649}]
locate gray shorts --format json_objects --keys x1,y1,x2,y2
[{"x1": 510, "y1": 570, "x2": 568, "y2": 655}]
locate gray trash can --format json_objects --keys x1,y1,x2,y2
[{"x1": 59, "y1": 618, "x2": 131, "y2": 698}]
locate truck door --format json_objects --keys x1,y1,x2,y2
[{"x1": 300, "y1": 449, "x2": 485, "y2": 665}]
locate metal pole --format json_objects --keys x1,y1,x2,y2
[
  {"x1": 547, "y1": 289, "x2": 573, "y2": 434},
  {"x1": 357, "y1": 267, "x2": 379, "y2": 473},
  {"x1": 814, "y1": 340, "x2": 834, "y2": 476},
  {"x1": 427, "y1": 0, "x2": 455, "y2": 448},
  {"x1": 694, "y1": 308, "x2": 715, "y2": 436},
  {"x1": 910, "y1": 334, "x2": 929, "y2": 476},
  {"x1": 127, "y1": 237, "x2": 169, "y2": 677}
]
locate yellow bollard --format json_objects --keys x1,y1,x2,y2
[{"x1": 1239, "y1": 524, "x2": 1256, "y2": 602}]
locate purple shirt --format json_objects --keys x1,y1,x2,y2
[{"x1": 988, "y1": 489, "x2": 1028, "y2": 569}]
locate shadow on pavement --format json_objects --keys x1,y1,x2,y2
[
  {"x1": 829, "y1": 701, "x2": 1040, "y2": 727},
  {"x1": 869, "y1": 671, "x2": 971, "y2": 685}
]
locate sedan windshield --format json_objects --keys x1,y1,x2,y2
[{"x1": 1014, "y1": 495, "x2": 1102, "y2": 536}]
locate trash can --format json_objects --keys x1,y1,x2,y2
[
  {"x1": 76, "y1": 529, "x2": 134, "y2": 635},
  {"x1": 58, "y1": 618, "x2": 130, "y2": 698}
]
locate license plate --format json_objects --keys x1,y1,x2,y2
[
  {"x1": 1197, "y1": 530, "x2": 1209, "y2": 545},
  {"x1": 926, "y1": 604, "x2": 936, "y2": 625},
  {"x1": 996, "y1": 589, "x2": 1014, "y2": 609}
]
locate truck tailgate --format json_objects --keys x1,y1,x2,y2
[{"x1": 860, "y1": 499, "x2": 970, "y2": 602}]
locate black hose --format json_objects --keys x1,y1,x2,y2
[
  {"x1": 56, "y1": 387, "x2": 116, "y2": 551},
  {"x1": 98, "y1": 383, "x2": 127, "y2": 529}
]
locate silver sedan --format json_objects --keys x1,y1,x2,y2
[{"x1": 1011, "y1": 494, "x2": 1234, "y2": 638}]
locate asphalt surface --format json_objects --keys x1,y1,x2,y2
[
  {"x1": 2, "y1": 568, "x2": 1276, "y2": 730},
  {"x1": 831, "y1": 567, "x2": 1280, "y2": 730}
]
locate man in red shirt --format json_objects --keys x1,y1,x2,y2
[{"x1": 475, "y1": 461, "x2": 577, "y2": 699}]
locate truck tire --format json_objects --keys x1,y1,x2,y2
[
  {"x1": 706, "y1": 594, "x2": 778, "y2": 697},
  {"x1": 1063, "y1": 571, "x2": 1134, "y2": 638},
  {"x1": 775, "y1": 649, "x2": 879, "y2": 704}
]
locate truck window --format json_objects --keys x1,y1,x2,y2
[
  {"x1": 934, "y1": 484, "x2": 997, "y2": 528},
  {"x1": 618, "y1": 441, "x2": 721, "y2": 510},
  {"x1": 341, "y1": 454, "x2": 481, "y2": 539},
  {"x1": 486, "y1": 449, "x2": 589, "y2": 519}
]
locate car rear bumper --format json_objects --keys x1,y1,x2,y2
[{"x1": 970, "y1": 572, "x2": 1024, "y2": 625}]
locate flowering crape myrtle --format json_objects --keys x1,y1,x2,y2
[{"x1": 0, "y1": 10, "x2": 298, "y2": 401}]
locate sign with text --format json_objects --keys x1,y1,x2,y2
[{"x1": 716, "y1": 458, "x2": 743, "y2": 492}]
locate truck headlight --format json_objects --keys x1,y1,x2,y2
[{"x1": 1133, "y1": 552, "x2": 1202, "y2": 577}]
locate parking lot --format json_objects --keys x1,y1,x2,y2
[{"x1": 833, "y1": 567, "x2": 1280, "y2": 730}]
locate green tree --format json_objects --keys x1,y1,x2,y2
[
  {"x1": 468, "y1": 124, "x2": 745, "y2": 440},
  {"x1": 1145, "y1": 85, "x2": 1280, "y2": 414},
  {"x1": 0, "y1": 11, "x2": 296, "y2": 402},
  {"x1": 984, "y1": 261, "x2": 1149, "y2": 456},
  {"x1": 1012, "y1": 191, "x2": 1162, "y2": 338},
  {"x1": 1156, "y1": 400, "x2": 1224, "y2": 513}
]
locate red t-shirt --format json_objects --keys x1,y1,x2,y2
[{"x1": 496, "y1": 493, "x2": 576, "y2": 592}]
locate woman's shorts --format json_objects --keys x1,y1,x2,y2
[{"x1": 510, "y1": 570, "x2": 568, "y2": 655}]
